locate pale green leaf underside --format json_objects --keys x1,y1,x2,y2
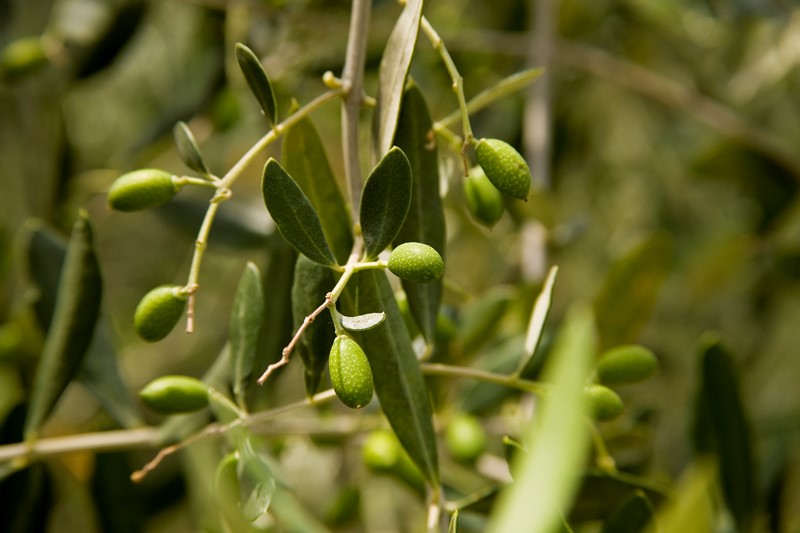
[
  {"x1": 339, "y1": 311, "x2": 386, "y2": 332},
  {"x1": 516, "y1": 265, "x2": 559, "y2": 375}
]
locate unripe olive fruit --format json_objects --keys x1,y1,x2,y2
[
  {"x1": 108, "y1": 169, "x2": 179, "y2": 212},
  {"x1": 134, "y1": 285, "x2": 187, "y2": 342},
  {"x1": 387, "y1": 242, "x2": 444, "y2": 284},
  {"x1": 139, "y1": 375, "x2": 209, "y2": 414},
  {"x1": 362, "y1": 429, "x2": 424, "y2": 490},
  {"x1": 445, "y1": 413, "x2": 487, "y2": 463},
  {"x1": 596, "y1": 345, "x2": 659, "y2": 385},
  {"x1": 464, "y1": 166, "x2": 504, "y2": 227},
  {"x1": 329, "y1": 335, "x2": 374, "y2": 409},
  {"x1": 584, "y1": 384, "x2": 624, "y2": 421},
  {"x1": 475, "y1": 138, "x2": 531, "y2": 201}
]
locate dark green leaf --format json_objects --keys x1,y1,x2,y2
[
  {"x1": 459, "y1": 286, "x2": 515, "y2": 355},
  {"x1": 572, "y1": 470, "x2": 669, "y2": 522},
  {"x1": 24, "y1": 212, "x2": 103, "y2": 439},
  {"x1": 283, "y1": 116, "x2": 353, "y2": 264},
  {"x1": 488, "y1": 305, "x2": 595, "y2": 533},
  {"x1": 372, "y1": 0, "x2": 423, "y2": 156},
  {"x1": 230, "y1": 262, "x2": 265, "y2": 408},
  {"x1": 22, "y1": 221, "x2": 64, "y2": 330},
  {"x1": 292, "y1": 255, "x2": 338, "y2": 396},
  {"x1": 339, "y1": 312, "x2": 385, "y2": 332},
  {"x1": 348, "y1": 269, "x2": 439, "y2": 485},
  {"x1": 694, "y1": 335, "x2": 757, "y2": 531},
  {"x1": 600, "y1": 491, "x2": 655, "y2": 533},
  {"x1": 262, "y1": 158, "x2": 336, "y2": 266},
  {"x1": 173, "y1": 120, "x2": 209, "y2": 175},
  {"x1": 593, "y1": 234, "x2": 672, "y2": 350},
  {"x1": 235, "y1": 43, "x2": 277, "y2": 125},
  {"x1": 393, "y1": 83, "x2": 445, "y2": 341},
  {"x1": 360, "y1": 147, "x2": 412, "y2": 260}
]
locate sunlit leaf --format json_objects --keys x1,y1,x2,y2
[
  {"x1": 516, "y1": 265, "x2": 559, "y2": 375},
  {"x1": 487, "y1": 305, "x2": 595, "y2": 533},
  {"x1": 360, "y1": 147, "x2": 413, "y2": 260},
  {"x1": 349, "y1": 269, "x2": 439, "y2": 485},
  {"x1": 694, "y1": 335, "x2": 756, "y2": 531},
  {"x1": 235, "y1": 43, "x2": 277, "y2": 125},
  {"x1": 393, "y1": 83, "x2": 445, "y2": 341},
  {"x1": 372, "y1": 0, "x2": 423, "y2": 157},
  {"x1": 230, "y1": 262, "x2": 264, "y2": 408},
  {"x1": 173, "y1": 120, "x2": 209, "y2": 175},
  {"x1": 24, "y1": 213, "x2": 103, "y2": 440},
  {"x1": 262, "y1": 158, "x2": 336, "y2": 266},
  {"x1": 283, "y1": 115, "x2": 353, "y2": 263},
  {"x1": 292, "y1": 255, "x2": 338, "y2": 396}
]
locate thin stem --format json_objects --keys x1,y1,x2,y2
[
  {"x1": 174, "y1": 176, "x2": 220, "y2": 188},
  {"x1": 340, "y1": 0, "x2": 372, "y2": 220},
  {"x1": 421, "y1": 17, "x2": 474, "y2": 145},
  {"x1": 588, "y1": 420, "x2": 617, "y2": 473},
  {"x1": 420, "y1": 363, "x2": 549, "y2": 395}
]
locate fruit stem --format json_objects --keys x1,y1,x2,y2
[
  {"x1": 588, "y1": 420, "x2": 617, "y2": 473},
  {"x1": 421, "y1": 17, "x2": 474, "y2": 147}
]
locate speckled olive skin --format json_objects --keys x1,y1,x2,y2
[
  {"x1": 139, "y1": 375, "x2": 209, "y2": 414},
  {"x1": 387, "y1": 242, "x2": 444, "y2": 284},
  {"x1": 108, "y1": 169, "x2": 179, "y2": 212},
  {"x1": 329, "y1": 336, "x2": 374, "y2": 409},
  {"x1": 134, "y1": 285, "x2": 187, "y2": 342},
  {"x1": 475, "y1": 138, "x2": 531, "y2": 201}
]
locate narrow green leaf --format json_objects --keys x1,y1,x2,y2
[
  {"x1": 487, "y1": 305, "x2": 595, "y2": 533},
  {"x1": 292, "y1": 255, "x2": 338, "y2": 396},
  {"x1": 22, "y1": 221, "x2": 64, "y2": 329},
  {"x1": 516, "y1": 266, "x2": 559, "y2": 375},
  {"x1": 235, "y1": 43, "x2": 277, "y2": 125},
  {"x1": 600, "y1": 491, "x2": 655, "y2": 533},
  {"x1": 230, "y1": 262, "x2": 265, "y2": 407},
  {"x1": 339, "y1": 312, "x2": 386, "y2": 332},
  {"x1": 262, "y1": 158, "x2": 336, "y2": 266},
  {"x1": 393, "y1": 83, "x2": 446, "y2": 341},
  {"x1": 283, "y1": 116, "x2": 353, "y2": 264},
  {"x1": 372, "y1": 0, "x2": 423, "y2": 157},
  {"x1": 349, "y1": 269, "x2": 439, "y2": 485},
  {"x1": 24, "y1": 213, "x2": 103, "y2": 440},
  {"x1": 694, "y1": 335, "x2": 757, "y2": 531},
  {"x1": 173, "y1": 121, "x2": 209, "y2": 175},
  {"x1": 449, "y1": 509, "x2": 460, "y2": 533},
  {"x1": 360, "y1": 147, "x2": 413, "y2": 260},
  {"x1": 238, "y1": 439, "x2": 277, "y2": 522},
  {"x1": 593, "y1": 234, "x2": 672, "y2": 349},
  {"x1": 645, "y1": 460, "x2": 717, "y2": 533}
]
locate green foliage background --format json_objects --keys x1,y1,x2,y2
[{"x1": 1, "y1": 0, "x2": 800, "y2": 531}]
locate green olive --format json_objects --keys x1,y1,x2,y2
[
  {"x1": 134, "y1": 285, "x2": 187, "y2": 342},
  {"x1": 329, "y1": 335, "x2": 374, "y2": 409},
  {"x1": 445, "y1": 413, "x2": 487, "y2": 463},
  {"x1": 584, "y1": 384, "x2": 624, "y2": 421},
  {"x1": 139, "y1": 375, "x2": 209, "y2": 414},
  {"x1": 108, "y1": 169, "x2": 179, "y2": 212},
  {"x1": 387, "y1": 242, "x2": 444, "y2": 284},
  {"x1": 596, "y1": 345, "x2": 659, "y2": 385},
  {"x1": 464, "y1": 166, "x2": 504, "y2": 227},
  {"x1": 475, "y1": 138, "x2": 531, "y2": 201}
]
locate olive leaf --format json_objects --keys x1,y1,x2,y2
[
  {"x1": 515, "y1": 265, "x2": 559, "y2": 375},
  {"x1": 487, "y1": 305, "x2": 595, "y2": 533},
  {"x1": 22, "y1": 219, "x2": 141, "y2": 428},
  {"x1": 24, "y1": 213, "x2": 104, "y2": 440},
  {"x1": 360, "y1": 147, "x2": 412, "y2": 260},
  {"x1": 283, "y1": 115, "x2": 353, "y2": 264},
  {"x1": 238, "y1": 438, "x2": 277, "y2": 522},
  {"x1": 393, "y1": 84, "x2": 446, "y2": 341},
  {"x1": 600, "y1": 490, "x2": 654, "y2": 533},
  {"x1": 235, "y1": 43, "x2": 277, "y2": 125},
  {"x1": 292, "y1": 255, "x2": 338, "y2": 396},
  {"x1": 173, "y1": 120, "x2": 209, "y2": 175},
  {"x1": 593, "y1": 234, "x2": 672, "y2": 350},
  {"x1": 262, "y1": 158, "x2": 336, "y2": 267},
  {"x1": 348, "y1": 269, "x2": 439, "y2": 485},
  {"x1": 693, "y1": 335, "x2": 756, "y2": 531},
  {"x1": 230, "y1": 262, "x2": 265, "y2": 408},
  {"x1": 372, "y1": 0, "x2": 423, "y2": 157},
  {"x1": 339, "y1": 311, "x2": 385, "y2": 332}
]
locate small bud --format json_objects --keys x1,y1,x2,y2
[
  {"x1": 387, "y1": 242, "x2": 444, "y2": 284},
  {"x1": 108, "y1": 169, "x2": 179, "y2": 212},
  {"x1": 584, "y1": 384, "x2": 624, "y2": 421},
  {"x1": 139, "y1": 375, "x2": 209, "y2": 414},
  {"x1": 464, "y1": 166, "x2": 504, "y2": 227},
  {"x1": 134, "y1": 285, "x2": 187, "y2": 342},
  {"x1": 329, "y1": 336, "x2": 374, "y2": 409},
  {"x1": 596, "y1": 345, "x2": 659, "y2": 385},
  {"x1": 475, "y1": 138, "x2": 532, "y2": 201}
]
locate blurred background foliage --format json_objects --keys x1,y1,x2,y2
[{"x1": 2, "y1": 0, "x2": 800, "y2": 531}]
